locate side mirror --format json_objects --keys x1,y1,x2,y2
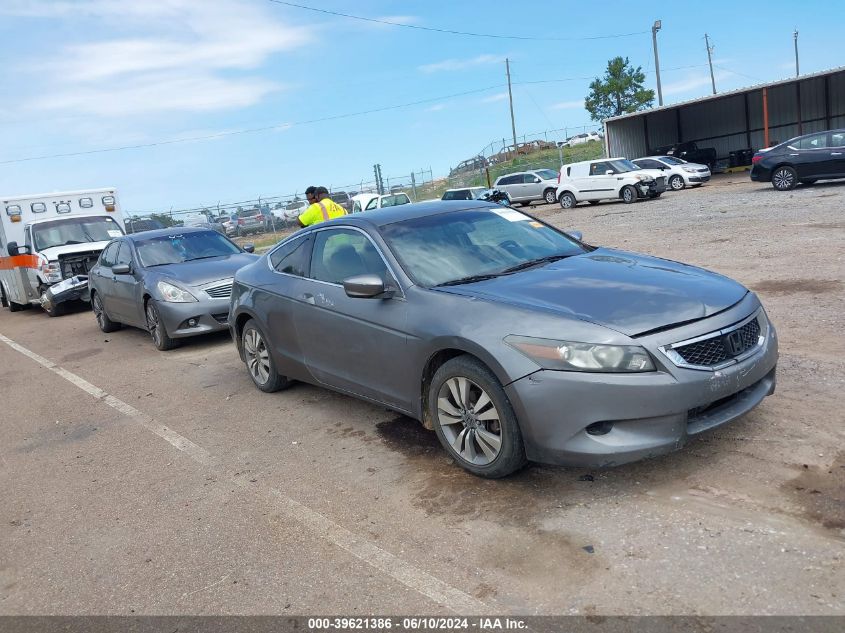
[
  {"x1": 243, "y1": 243, "x2": 255, "y2": 253},
  {"x1": 605, "y1": 170, "x2": 614, "y2": 175},
  {"x1": 112, "y1": 263, "x2": 131, "y2": 275},
  {"x1": 7, "y1": 242, "x2": 28, "y2": 256},
  {"x1": 567, "y1": 230, "x2": 584, "y2": 242},
  {"x1": 533, "y1": 177, "x2": 541, "y2": 183},
  {"x1": 343, "y1": 274, "x2": 391, "y2": 299}
]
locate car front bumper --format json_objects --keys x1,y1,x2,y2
[
  {"x1": 504, "y1": 310, "x2": 778, "y2": 468},
  {"x1": 687, "y1": 173, "x2": 711, "y2": 183},
  {"x1": 154, "y1": 298, "x2": 231, "y2": 339}
]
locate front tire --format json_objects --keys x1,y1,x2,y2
[
  {"x1": 543, "y1": 188, "x2": 557, "y2": 204},
  {"x1": 429, "y1": 355, "x2": 527, "y2": 478},
  {"x1": 145, "y1": 300, "x2": 178, "y2": 351},
  {"x1": 242, "y1": 320, "x2": 290, "y2": 393},
  {"x1": 92, "y1": 291, "x2": 120, "y2": 332},
  {"x1": 669, "y1": 174, "x2": 685, "y2": 190},
  {"x1": 558, "y1": 192, "x2": 576, "y2": 209},
  {"x1": 772, "y1": 166, "x2": 797, "y2": 191},
  {"x1": 621, "y1": 185, "x2": 637, "y2": 203}
]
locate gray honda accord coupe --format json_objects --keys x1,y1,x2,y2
[
  {"x1": 229, "y1": 201, "x2": 778, "y2": 478},
  {"x1": 89, "y1": 227, "x2": 258, "y2": 350}
]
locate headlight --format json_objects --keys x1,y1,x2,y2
[
  {"x1": 682, "y1": 166, "x2": 697, "y2": 173},
  {"x1": 41, "y1": 260, "x2": 62, "y2": 283},
  {"x1": 157, "y1": 280, "x2": 197, "y2": 303},
  {"x1": 505, "y1": 335, "x2": 655, "y2": 372},
  {"x1": 634, "y1": 174, "x2": 650, "y2": 181}
]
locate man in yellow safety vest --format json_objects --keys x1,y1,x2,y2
[{"x1": 298, "y1": 186, "x2": 347, "y2": 227}]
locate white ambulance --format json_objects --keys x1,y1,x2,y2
[{"x1": 0, "y1": 188, "x2": 125, "y2": 316}]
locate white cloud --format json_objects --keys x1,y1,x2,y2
[
  {"x1": 426, "y1": 104, "x2": 447, "y2": 112},
  {"x1": 550, "y1": 100, "x2": 584, "y2": 110},
  {"x1": 419, "y1": 54, "x2": 504, "y2": 74},
  {"x1": 10, "y1": 0, "x2": 312, "y2": 117},
  {"x1": 482, "y1": 92, "x2": 509, "y2": 103},
  {"x1": 376, "y1": 15, "x2": 419, "y2": 25},
  {"x1": 663, "y1": 71, "x2": 729, "y2": 96}
]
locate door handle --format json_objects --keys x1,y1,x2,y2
[
  {"x1": 302, "y1": 293, "x2": 315, "y2": 305},
  {"x1": 832, "y1": 152, "x2": 843, "y2": 156},
  {"x1": 788, "y1": 153, "x2": 799, "y2": 156}
]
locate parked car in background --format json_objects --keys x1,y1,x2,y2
[
  {"x1": 89, "y1": 227, "x2": 258, "y2": 350},
  {"x1": 449, "y1": 156, "x2": 488, "y2": 176},
  {"x1": 556, "y1": 158, "x2": 666, "y2": 208},
  {"x1": 441, "y1": 187, "x2": 492, "y2": 201},
  {"x1": 564, "y1": 131, "x2": 601, "y2": 147},
  {"x1": 494, "y1": 169, "x2": 560, "y2": 205},
  {"x1": 632, "y1": 156, "x2": 711, "y2": 190},
  {"x1": 652, "y1": 142, "x2": 717, "y2": 170},
  {"x1": 125, "y1": 217, "x2": 166, "y2": 235},
  {"x1": 274, "y1": 200, "x2": 308, "y2": 222},
  {"x1": 229, "y1": 201, "x2": 777, "y2": 478},
  {"x1": 751, "y1": 128, "x2": 845, "y2": 191},
  {"x1": 352, "y1": 192, "x2": 412, "y2": 212},
  {"x1": 228, "y1": 208, "x2": 264, "y2": 237}
]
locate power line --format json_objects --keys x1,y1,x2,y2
[
  {"x1": 0, "y1": 85, "x2": 504, "y2": 165},
  {"x1": 266, "y1": 0, "x2": 649, "y2": 41}
]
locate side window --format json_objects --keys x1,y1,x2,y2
[
  {"x1": 100, "y1": 242, "x2": 119, "y2": 268},
  {"x1": 830, "y1": 131, "x2": 845, "y2": 147},
  {"x1": 796, "y1": 133, "x2": 828, "y2": 150},
  {"x1": 365, "y1": 198, "x2": 379, "y2": 210},
  {"x1": 523, "y1": 174, "x2": 539, "y2": 183},
  {"x1": 590, "y1": 162, "x2": 609, "y2": 176},
  {"x1": 269, "y1": 235, "x2": 310, "y2": 277},
  {"x1": 115, "y1": 242, "x2": 133, "y2": 266},
  {"x1": 24, "y1": 227, "x2": 32, "y2": 250},
  {"x1": 310, "y1": 229, "x2": 389, "y2": 285}
]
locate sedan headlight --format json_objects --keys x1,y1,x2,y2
[
  {"x1": 634, "y1": 173, "x2": 651, "y2": 181},
  {"x1": 505, "y1": 335, "x2": 655, "y2": 372},
  {"x1": 157, "y1": 280, "x2": 197, "y2": 303},
  {"x1": 682, "y1": 166, "x2": 697, "y2": 173}
]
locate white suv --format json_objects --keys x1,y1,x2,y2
[
  {"x1": 556, "y1": 158, "x2": 667, "y2": 208},
  {"x1": 493, "y1": 169, "x2": 559, "y2": 205}
]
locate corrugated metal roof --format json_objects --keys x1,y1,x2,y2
[{"x1": 604, "y1": 66, "x2": 845, "y2": 123}]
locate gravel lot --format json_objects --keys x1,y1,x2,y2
[{"x1": 0, "y1": 174, "x2": 843, "y2": 616}]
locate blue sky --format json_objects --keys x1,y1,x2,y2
[{"x1": 1, "y1": 0, "x2": 842, "y2": 214}]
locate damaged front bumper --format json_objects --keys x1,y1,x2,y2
[{"x1": 41, "y1": 275, "x2": 91, "y2": 311}]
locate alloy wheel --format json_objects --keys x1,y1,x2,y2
[
  {"x1": 145, "y1": 303, "x2": 161, "y2": 347},
  {"x1": 670, "y1": 175, "x2": 684, "y2": 190},
  {"x1": 93, "y1": 294, "x2": 105, "y2": 329},
  {"x1": 623, "y1": 187, "x2": 634, "y2": 203},
  {"x1": 773, "y1": 168, "x2": 795, "y2": 190},
  {"x1": 544, "y1": 190, "x2": 556, "y2": 204},
  {"x1": 436, "y1": 377, "x2": 502, "y2": 465},
  {"x1": 243, "y1": 328, "x2": 271, "y2": 385}
]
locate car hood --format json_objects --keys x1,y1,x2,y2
[
  {"x1": 40, "y1": 241, "x2": 111, "y2": 260},
  {"x1": 437, "y1": 248, "x2": 748, "y2": 337},
  {"x1": 146, "y1": 253, "x2": 259, "y2": 287}
]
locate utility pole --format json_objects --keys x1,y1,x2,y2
[
  {"x1": 793, "y1": 29, "x2": 800, "y2": 77},
  {"x1": 505, "y1": 58, "x2": 517, "y2": 152},
  {"x1": 652, "y1": 20, "x2": 663, "y2": 106},
  {"x1": 705, "y1": 33, "x2": 717, "y2": 94}
]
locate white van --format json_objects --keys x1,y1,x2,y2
[
  {"x1": 0, "y1": 188, "x2": 125, "y2": 316},
  {"x1": 555, "y1": 158, "x2": 666, "y2": 208}
]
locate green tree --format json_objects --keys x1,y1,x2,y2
[{"x1": 585, "y1": 57, "x2": 654, "y2": 121}]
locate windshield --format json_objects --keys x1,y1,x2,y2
[
  {"x1": 135, "y1": 230, "x2": 241, "y2": 267},
  {"x1": 381, "y1": 207, "x2": 586, "y2": 287},
  {"x1": 33, "y1": 216, "x2": 123, "y2": 251},
  {"x1": 659, "y1": 156, "x2": 684, "y2": 165},
  {"x1": 610, "y1": 159, "x2": 639, "y2": 172},
  {"x1": 536, "y1": 169, "x2": 558, "y2": 180}
]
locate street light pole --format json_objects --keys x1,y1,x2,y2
[
  {"x1": 705, "y1": 33, "x2": 717, "y2": 94},
  {"x1": 793, "y1": 29, "x2": 800, "y2": 77},
  {"x1": 652, "y1": 20, "x2": 663, "y2": 106},
  {"x1": 505, "y1": 58, "x2": 517, "y2": 152}
]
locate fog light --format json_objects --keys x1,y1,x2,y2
[
  {"x1": 188, "y1": 318, "x2": 198, "y2": 327},
  {"x1": 586, "y1": 421, "x2": 613, "y2": 436}
]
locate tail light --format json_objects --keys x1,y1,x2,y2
[{"x1": 751, "y1": 154, "x2": 762, "y2": 164}]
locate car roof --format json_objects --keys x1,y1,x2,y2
[
  {"x1": 444, "y1": 186, "x2": 486, "y2": 192},
  {"x1": 124, "y1": 226, "x2": 217, "y2": 242}
]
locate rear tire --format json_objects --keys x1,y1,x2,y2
[
  {"x1": 621, "y1": 185, "x2": 637, "y2": 203},
  {"x1": 92, "y1": 291, "x2": 120, "y2": 333},
  {"x1": 669, "y1": 174, "x2": 685, "y2": 190},
  {"x1": 242, "y1": 320, "x2": 290, "y2": 393},
  {"x1": 772, "y1": 166, "x2": 797, "y2": 191},
  {"x1": 429, "y1": 355, "x2": 527, "y2": 479},
  {"x1": 543, "y1": 188, "x2": 557, "y2": 204},
  {"x1": 145, "y1": 300, "x2": 178, "y2": 351},
  {"x1": 558, "y1": 192, "x2": 576, "y2": 209}
]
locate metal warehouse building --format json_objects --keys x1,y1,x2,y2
[{"x1": 603, "y1": 66, "x2": 845, "y2": 163}]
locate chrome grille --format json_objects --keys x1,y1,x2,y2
[
  {"x1": 205, "y1": 282, "x2": 233, "y2": 299},
  {"x1": 674, "y1": 319, "x2": 760, "y2": 366}
]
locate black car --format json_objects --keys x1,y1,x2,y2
[
  {"x1": 125, "y1": 217, "x2": 166, "y2": 234},
  {"x1": 751, "y1": 128, "x2": 845, "y2": 190}
]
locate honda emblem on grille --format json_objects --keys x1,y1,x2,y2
[{"x1": 725, "y1": 330, "x2": 744, "y2": 356}]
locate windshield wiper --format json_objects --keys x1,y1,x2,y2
[
  {"x1": 499, "y1": 254, "x2": 575, "y2": 274},
  {"x1": 434, "y1": 273, "x2": 503, "y2": 287},
  {"x1": 187, "y1": 254, "x2": 226, "y2": 261}
]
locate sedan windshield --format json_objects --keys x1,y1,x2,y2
[
  {"x1": 135, "y1": 230, "x2": 241, "y2": 267},
  {"x1": 33, "y1": 216, "x2": 123, "y2": 251},
  {"x1": 536, "y1": 169, "x2": 559, "y2": 180},
  {"x1": 610, "y1": 159, "x2": 640, "y2": 173},
  {"x1": 659, "y1": 156, "x2": 684, "y2": 165},
  {"x1": 381, "y1": 207, "x2": 586, "y2": 287}
]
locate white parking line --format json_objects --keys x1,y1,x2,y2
[{"x1": 0, "y1": 331, "x2": 487, "y2": 614}]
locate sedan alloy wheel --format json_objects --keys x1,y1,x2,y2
[{"x1": 772, "y1": 166, "x2": 797, "y2": 191}]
